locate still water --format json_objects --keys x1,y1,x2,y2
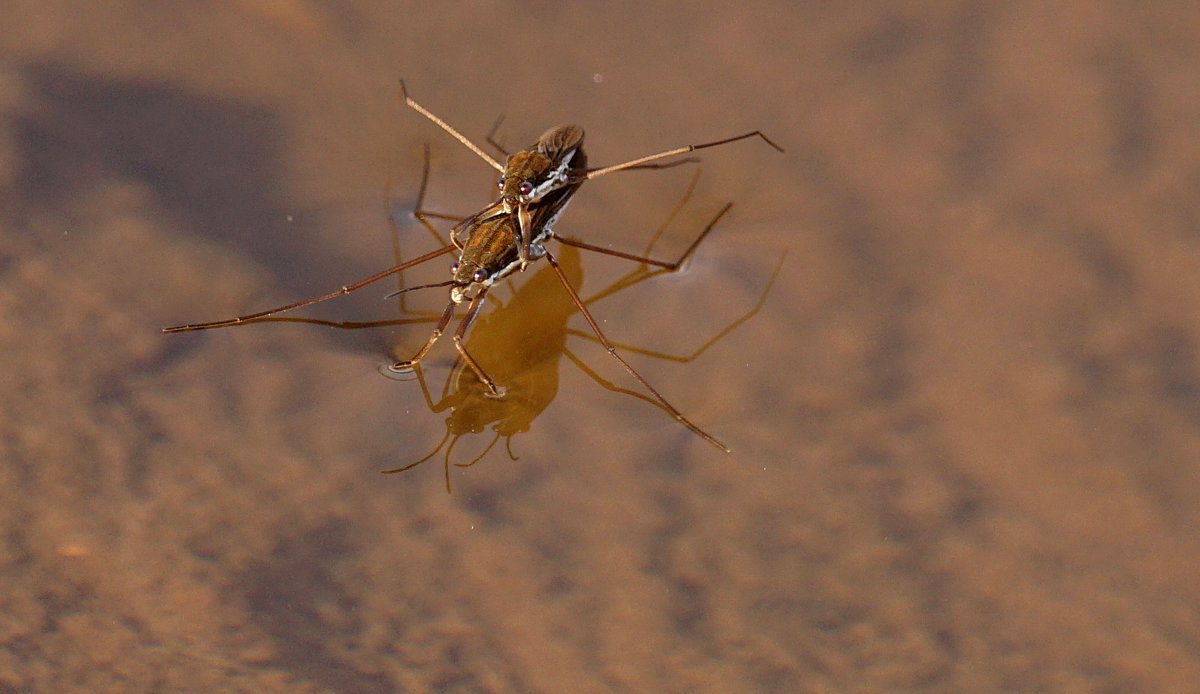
[{"x1": 2, "y1": 1, "x2": 1199, "y2": 692}]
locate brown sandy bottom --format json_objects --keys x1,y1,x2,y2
[{"x1": 2, "y1": 1, "x2": 1200, "y2": 692}]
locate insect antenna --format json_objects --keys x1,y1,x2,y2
[
  {"x1": 384, "y1": 279, "x2": 457, "y2": 299},
  {"x1": 399, "y1": 79, "x2": 503, "y2": 172}
]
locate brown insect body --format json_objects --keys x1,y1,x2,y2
[
  {"x1": 448, "y1": 144, "x2": 586, "y2": 303},
  {"x1": 497, "y1": 125, "x2": 587, "y2": 269},
  {"x1": 448, "y1": 213, "x2": 520, "y2": 302},
  {"x1": 499, "y1": 125, "x2": 586, "y2": 210}
]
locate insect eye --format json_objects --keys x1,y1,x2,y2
[
  {"x1": 496, "y1": 177, "x2": 505, "y2": 190},
  {"x1": 472, "y1": 268, "x2": 489, "y2": 283},
  {"x1": 450, "y1": 262, "x2": 459, "y2": 275},
  {"x1": 518, "y1": 181, "x2": 534, "y2": 197}
]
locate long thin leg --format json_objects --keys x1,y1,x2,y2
[
  {"x1": 569, "y1": 249, "x2": 786, "y2": 362},
  {"x1": 560, "y1": 193, "x2": 734, "y2": 311},
  {"x1": 631, "y1": 166, "x2": 703, "y2": 259},
  {"x1": 162, "y1": 244, "x2": 455, "y2": 332},
  {"x1": 581, "y1": 131, "x2": 784, "y2": 181},
  {"x1": 399, "y1": 80, "x2": 504, "y2": 172},
  {"x1": 405, "y1": 144, "x2": 462, "y2": 243},
  {"x1": 388, "y1": 143, "x2": 460, "y2": 317},
  {"x1": 409, "y1": 143, "x2": 471, "y2": 228},
  {"x1": 557, "y1": 202, "x2": 732, "y2": 271},
  {"x1": 485, "y1": 114, "x2": 511, "y2": 157},
  {"x1": 544, "y1": 248, "x2": 730, "y2": 453},
  {"x1": 554, "y1": 168, "x2": 708, "y2": 283},
  {"x1": 390, "y1": 299, "x2": 457, "y2": 370},
  {"x1": 561, "y1": 348, "x2": 662, "y2": 408},
  {"x1": 604, "y1": 158, "x2": 700, "y2": 173},
  {"x1": 384, "y1": 279, "x2": 457, "y2": 300},
  {"x1": 451, "y1": 289, "x2": 504, "y2": 397},
  {"x1": 411, "y1": 358, "x2": 440, "y2": 409},
  {"x1": 227, "y1": 314, "x2": 439, "y2": 331}
]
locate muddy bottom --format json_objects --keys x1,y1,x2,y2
[{"x1": 1, "y1": 2, "x2": 1199, "y2": 692}]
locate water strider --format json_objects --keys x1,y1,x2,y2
[
  {"x1": 399, "y1": 81, "x2": 783, "y2": 270},
  {"x1": 163, "y1": 81, "x2": 783, "y2": 453}
]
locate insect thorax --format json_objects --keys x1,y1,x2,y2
[{"x1": 500, "y1": 126, "x2": 587, "y2": 209}]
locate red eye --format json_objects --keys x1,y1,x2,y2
[{"x1": 518, "y1": 182, "x2": 533, "y2": 197}]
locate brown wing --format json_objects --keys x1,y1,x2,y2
[{"x1": 534, "y1": 125, "x2": 585, "y2": 163}]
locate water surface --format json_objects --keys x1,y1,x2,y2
[{"x1": 2, "y1": 2, "x2": 1199, "y2": 691}]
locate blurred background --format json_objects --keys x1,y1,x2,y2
[{"x1": 2, "y1": 1, "x2": 1199, "y2": 691}]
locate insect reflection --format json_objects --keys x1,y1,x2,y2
[
  {"x1": 381, "y1": 244, "x2": 586, "y2": 491},
  {"x1": 379, "y1": 237, "x2": 784, "y2": 492}
]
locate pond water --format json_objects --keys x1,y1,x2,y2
[{"x1": 2, "y1": 2, "x2": 1200, "y2": 692}]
